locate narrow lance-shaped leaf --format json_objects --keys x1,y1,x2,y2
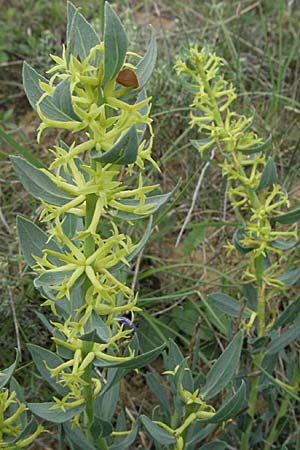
[
  {"x1": 90, "y1": 416, "x2": 113, "y2": 440},
  {"x1": 232, "y1": 227, "x2": 255, "y2": 254},
  {"x1": 103, "y1": 2, "x2": 128, "y2": 85},
  {"x1": 257, "y1": 156, "x2": 277, "y2": 191},
  {"x1": 208, "y1": 292, "x2": 251, "y2": 319},
  {"x1": 17, "y1": 216, "x2": 61, "y2": 267},
  {"x1": 11, "y1": 156, "x2": 73, "y2": 206},
  {"x1": 67, "y1": 1, "x2": 100, "y2": 62},
  {"x1": 109, "y1": 422, "x2": 138, "y2": 450},
  {"x1": 38, "y1": 78, "x2": 80, "y2": 122},
  {"x1": 22, "y1": 62, "x2": 48, "y2": 111},
  {"x1": 266, "y1": 317, "x2": 300, "y2": 355},
  {"x1": 201, "y1": 331, "x2": 243, "y2": 400},
  {"x1": 80, "y1": 312, "x2": 111, "y2": 344},
  {"x1": 199, "y1": 441, "x2": 228, "y2": 450},
  {"x1": 140, "y1": 415, "x2": 176, "y2": 445},
  {"x1": 208, "y1": 381, "x2": 246, "y2": 423},
  {"x1": 272, "y1": 208, "x2": 300, "y2": 225},
  {"x1": 276, "y1": 267, "x2": 300, "y2": 287},
  {"x1": 0, "y1": 350, "x2": 19, "y2": 389},
  {"x1": 146, "y1": 373, "x2": 172, "y2": 415},
  {"x1": 27, "y1": 344, "x2": 69, "y2": 396},
  {"x1": 91, "y1": 126, "x2": 138, "y2": 165},
  {"x1": 237, "y1": 134, "x2": 272, "y2": 154},
  {"x1": 28, "y1": 402, "x2": 85, "y2": 423},
  {"x1": 11, "y1": 419, "x2": 40, "y2": 445},
  {"x1": 112, "y1": 182, "x2": 180, "y2": 221},
  {"x1": 274, "y1": 296, "x2": 300, "y2": 329},
  {"x1": 94, "y1": 343, "x2": 165, "y2": 369},
  {"x1": 136, "y1": 26, "x2": 157, "y2": 87},
  {"x1": 63, "y1": 422, "x2": 98, "y2": 450}
]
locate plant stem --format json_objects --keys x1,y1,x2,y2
[
  {"x1": 240, "y1": 276, "x2": 266, "y2": 450},
  {"x1": 199, "y1": 60, "x2": 267, "y2": 450},
  {"x1": 82, "y1": 193, "x2": 97, "y2": 437}
]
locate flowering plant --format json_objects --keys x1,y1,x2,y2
[
  {"x1": 176, "y1": 46, "x2": 300, "y2": 449},
  {"x1": 4, "y1": 3, "x2": 299, "y2": 450}
]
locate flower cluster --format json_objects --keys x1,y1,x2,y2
[{"x1": 0, "y1": 387, "x2": 43, "y2": 449}]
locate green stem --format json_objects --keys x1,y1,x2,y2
[
  {"x1": 84, "y1": 193, "x2": 97, "y2": 258},
  {"x1": 97, "y1": 438, "x2": 109, "y2": 450},
  {"x1": 82, "y1": 193, "x2": 97, "y2": 438},
  {"x1": 240, "y1": 275, "x2": 266, "y2": 450},
  {"x1": 82, "y1": 342, "x2": 94, "y2": 424}
]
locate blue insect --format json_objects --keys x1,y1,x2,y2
[{"x1": 118, "y1": 316, "x2": 137, "y2": 334}]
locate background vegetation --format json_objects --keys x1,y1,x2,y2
[{"x1": 1, "y1": 0, "x2": 300, "y2": 448}]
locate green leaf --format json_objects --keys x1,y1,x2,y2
[
  {"x1": 62, "y1": 213, "x2": 81, "y2": 239},
  {"x1": 266, "y1": 317, "x2": 300, "y2": 355},
  {"x1": 28, "y1": 402, "x2": 85, "y2": 423},
  {"x1": 136, "y1": 26, "x2": 157, "y2": 87},
  {"x1": 276, "y1": 267, "x2": 300, "y2": 287},
  {"x1": 91, "y1": 126, "x2": 138, "y2": 164},
  {"x1": 39, "y1": 78, "x2": 80, "y2": 122},
  {"x1": 94, "y1": 343, "x2": 165, "y2": 369},
  {"x1": 22, "y1": 62, "x2": 47, "y2": 111},
  {"x1": 257, "y1": 364, "x2": 300, "y2": 402},
  {"x1": 232, "y1": 227, "x2": 255, "y2": 254},
  {"x1": 270, "y1": 239, "x2": 297, "y2": 251},
  {"x1": 186, "y1": 424, "x2": 217, "y2": 448},
  {"x1": 17, "y1": 216, "x2": 61, "y2": 267},
  {"x1": 94, "y1": 368, "x2": 119, "y2": 421},
  {"x1": 103, "y1": 2, "x2": 128, "y2": 85},
  {"x1": 90, "y1": 416, "x2": 113, "y2": 439},
  {"x1": 12, "y1": 419, "x2": 39, "y2": 445},
  {"x1": 0, "y1": 350, "x2": 18, "y2": 388},
  {"x1": 237, "y1": 134, "x2": 272, "y2": 154},
  {"x1": 34, "y1": 271, "x2": 74, "y2": 289},
  {"x1": 146, "y1": 373, "x2": 171, "y2": 415},
  {"x1": 11, "y1": 156, "x2": 73, "y2": 206},
  {"x1": 274, "y1": 296, "x2": 300, "y2": 329},
  {"x1": 10, "y1": 378, "x2": 26, "y2": 428},
  {"x1": 109, "y1": 422, "x2": 138, "y2": 450},
  {"x1": 201, "y1": 331, "x2": 243, "y2": 400},
  {"x1": 170, "y1": 303, "x2": 199, "y2": 337},
  {"x1": 80, "y1": 312, "x2": 111, "y2": 344},
  {"x1": 98, "y1": 338, "x2": 140, "y2": 395},
  {"x1": 27, "y1": 344, "x2": 69, "y2": 396},
  {"x1": 208, "y1": 292, "x2": 251, "y2": 319},
  {"x1": 209, "y1": 381, "x2": 246, "y2": 423},
  {"x1": 272, "y1": 208, "x2": 300, "y2": 225},
  {"x1": 199, "y1": 441, "x2": 227, "y2": 450},
  {"x1": 35, "y1": 311, "x2": 54, "y2": 333},
  {"x1": 140, "y1": 415, "x2": 176, "y2": 445},
  {"x1": 165, "y1": 340, "x2": 194, "y2": 392},
  {"x1": 67, "y1": 1, "x2": 100, "y2": 62},
  {"x1": 64, "y1": 422, "x2": 97, "y2": 450},
  {"x1": 112, "y1": 191, "x2": 176, "y2": 221},
  {"x1": 257, "y1": 157, "x2": 277, "y2": 191}
]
